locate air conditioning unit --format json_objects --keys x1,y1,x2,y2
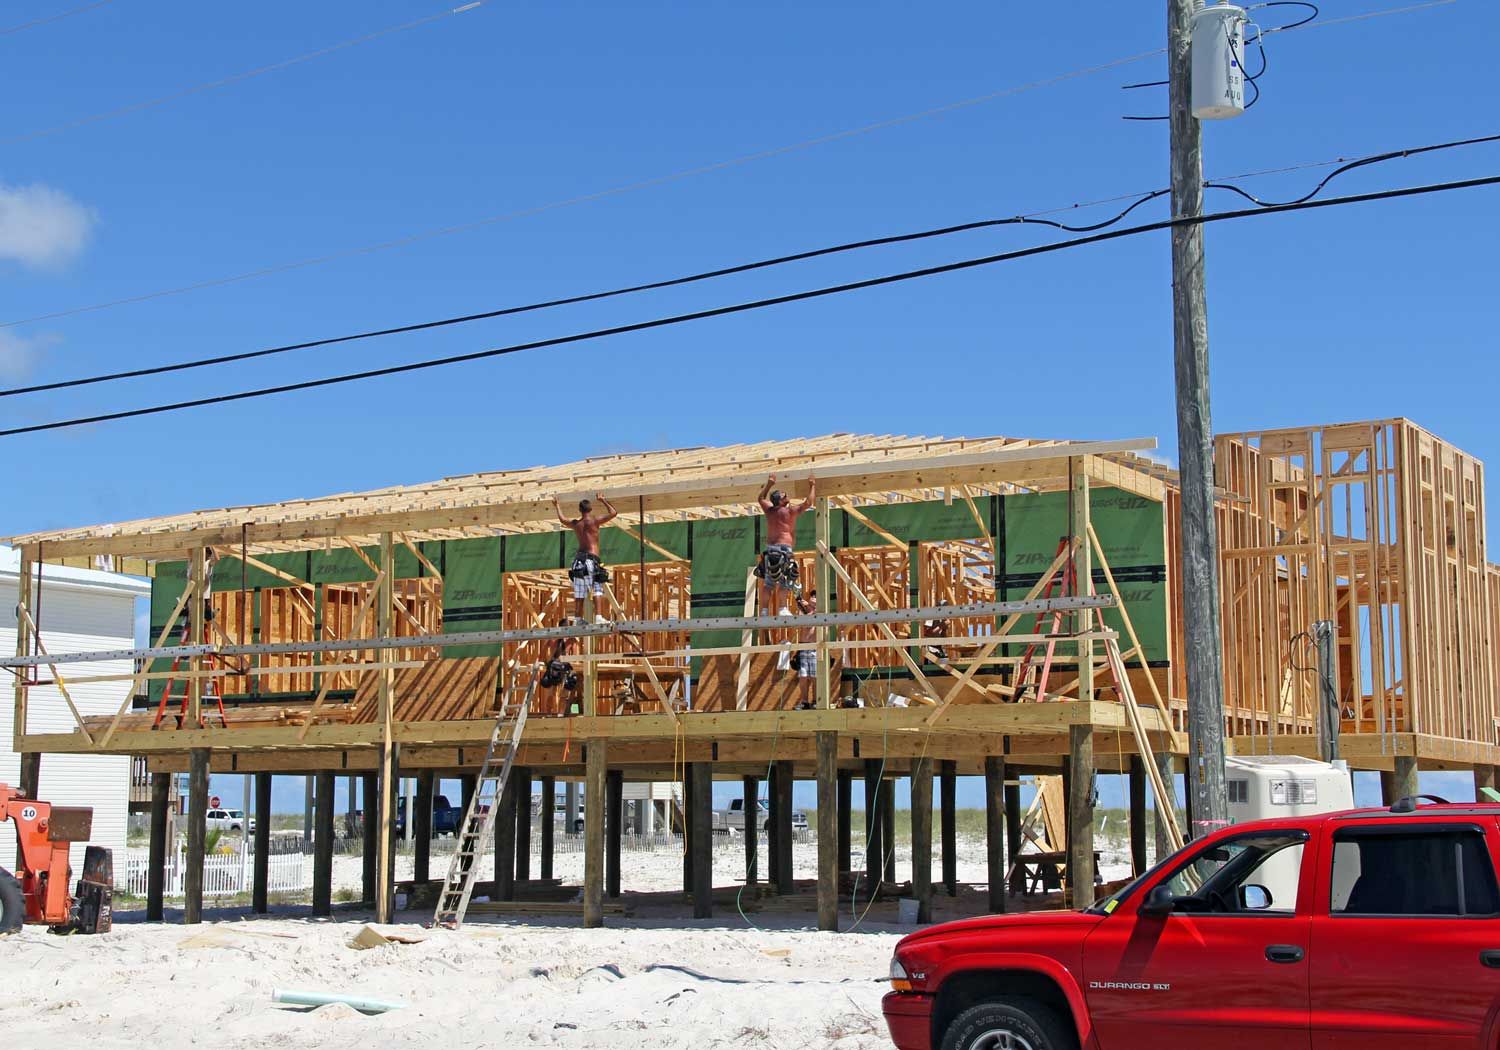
[{"x1": 1226, "y1": 755, "x2": 1353, "y2": 910}]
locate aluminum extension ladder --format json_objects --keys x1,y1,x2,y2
[{"x1": 433, "y1": 672, "x2": 537, "y2": 929}]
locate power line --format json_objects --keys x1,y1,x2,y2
[
  {"x1": 0, "y1": 0, "x2": 118, "y2": 36},
  {"x1": 2, "y1": 0, "x2": 1451, "y2": 332},
  {"x1": 8, "y1": 130, "x2": 1492, "y2": 399},
  {"x1": 4, "y1": 172, "x2": 1494, "y2": 439},
  {"x1": 1207, "y1": 132, "x2": 1500, "y2": 207},
  {"x1": 2, "y1": 1, "x2": 487, "y2": 146}
]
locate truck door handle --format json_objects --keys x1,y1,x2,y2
[
  {"x1": 1480, "y1": 951, "x2": 1500, "y2": 969},
  {"x1": 1265, "y1": 944, "x2": 1304, "y2": 964}
]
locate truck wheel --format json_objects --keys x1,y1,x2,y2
[
  {"x1": 0, "y1": 867, "x2": 23, "y2": 935},
  {"x1": 940, "y1": 998, "x2": 1075, "y2": 1050}
]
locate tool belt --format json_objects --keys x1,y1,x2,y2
[
  {"x1": 753, "y1": 545, "x2": 801, "y2": 591},
  {"x1": 541, "y1": 659, "x2": 578, "y2": 691},
  {"x1": 568, "y1": 551, "x2": 609, "y2": 583}
]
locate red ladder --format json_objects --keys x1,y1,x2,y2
[
  {"x1": 1009, "y1": 537, "x2": 1078, "y2": 702},
  {"x1": 151, "y1": 616, "x2": 229, "y2": 730}
]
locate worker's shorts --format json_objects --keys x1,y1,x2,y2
[
  {"x1": 569, "y1": 552, "x2": 606, "y2": 599},
  {"x1": 795, "y1": 650, "x2": 816, "y2": 678}
]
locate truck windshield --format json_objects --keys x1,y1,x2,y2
[{"x1": 1083, "y1": 839, "x2": 1199, "y2": 915}]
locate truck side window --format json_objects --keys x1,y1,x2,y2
[
  {"x1": 1157, "y1": 832, "x2": 1307, "y2": 914},
  {"x1": 1331, "y1": 826, "x2": 1500, "y2": 917}
]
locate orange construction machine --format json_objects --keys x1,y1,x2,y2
[{"x1": 0, "y1": 784, "x2": 112, "y2": 935}]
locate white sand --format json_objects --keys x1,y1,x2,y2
[
  {"x1": 4, "y1": 912, "x2": 903, "y2": 1050},
  {"x1": 4, "y1": 834, "x2": 1138, "y2": 1050}
]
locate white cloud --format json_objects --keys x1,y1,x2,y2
[
  {"x1": 0, "y1": 181, "x2": 94, "y2": 269},
  {"x1": 0, "y1": 330, "x2": 60, "y2": 380}
]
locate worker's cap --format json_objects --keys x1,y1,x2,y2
[{"x1": 769, "y1": 490, "x2": 786, "y2": 506}]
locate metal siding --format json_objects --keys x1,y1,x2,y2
[{"x1": 1, "y1": 579, "x2": 136, "y2": 872}]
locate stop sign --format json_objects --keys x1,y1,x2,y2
[{"x1": 209, "y1": 795, "x2": 221, "y2": 809}]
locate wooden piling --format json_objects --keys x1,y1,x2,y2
[
  {"x1": 863, "y1": 759, "x2": 882, "y2": 889},
  {"x1": 984, "y1": 754, "x2": 1006, "y2": 913},
  {"x1": 816, "y1": 732, "x2": 838, "y2": 931},
  {"x1": 147, "y1": 771, "x2": 170, "y2": 921},
  {"x1": 184, "y1": 747, "x2": 209, "y2": 925},
  {"x1": 939, "y1": 759, "x2": 956, "y2": 897},
  {"x1": 540, "y1": 775, "x2": 556, "y2": 881},
  {"x1": 1128, "y1": 756, "x2": 1148, "y2": 876},
  {"x1": 691, "y1": 761, "x2": 713, "y2": 918},
  {"x1": 742, "y1": 774, "x2": 759, "y2": 886},
  {"x1": 606, "y1": 769, "x2": 623, "y2": 899},
  {"x1": 880, "y1": 777, "x2": 896, "y2": 885},
  {"x1": 515, "y1": 766, "x2": 533, "y2": 886},
  {"x1": 413, "y1": 769, "x2": 434, "y2": 886},
  {"x1": 836, "y1": 770, "x2": 852, "y2": 878},
  {"x1": 313, "y1": 771, "x2": 334, "y2": 917},
  {"x1": 911, "y1": 756, "x2": 933, "y2": 923},
  {"x1": 583, "y1": 741, "x2": 606, "y2": 928},
  {"x1": 495, "y1": 764, "x2": 517, "y2": 901},
  {"x1": 774, "y1": 760, "x2": 795, "y2": 893},
  {"x1": 1068, "y1": 725, "x2": 1096, "y2": 908},
  {"x1": 253, "y1": 772, "x2": 271, "y2": 913}
]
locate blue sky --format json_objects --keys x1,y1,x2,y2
[{"x1": 1, "y1": 0, "x2": 1494, "y2": 810}]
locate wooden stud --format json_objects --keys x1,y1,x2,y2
[
  {"x1": 184, "y1": 748, "x2": 209, "y2": 925},
  {"x1": 815, "y1": 498, "x2": 834, "y2": 710},
  {"x1": 940, "y1": 759, "x2": 957, "y2": 897},
  {"x1": 984, "y1": 755, "x2": 1006, "y2": 913},
  {"x1": 911, "y1": 756, "x2": 933, "y2": 923},
  {"x1": 816, "y1": 731, "x2": 838, "y2": 931},
  {"x1": 253, "y1": 773, "x2": 271, "y2": 913},
  {"x1": 1068, "y1": 724, "x2": 1095, "y2": 908},
  {"x1": 540, "y1": 775, "x2": 556, "y2": 881},
  {"x1": 313, "y1": 771, "x2": 335, "y2": 917},
  {"x1": 691, "y1": 761, "x2": 713, "y2": 918},
  {"x1": 1071, "y1": 461, "x2": 1094, "y2": 705},
  {"x1": 13, "y1": 547, "x2": 32, "y2": 753},
  {"x1": 374, "y1": 533, "x2": 397, "y2": 923},
  {"x1": 606, "y1": 768, "x2": 623, "y2": 899},
  {"x1": 188, "y1": 547, "x2": 206, "y2": 728},
  {"x1": 147, "y1": 771, "x2": 170, "y2": 921},
  {"x1": 583, "y1": 741, "x2": 606, "y2": 928}
]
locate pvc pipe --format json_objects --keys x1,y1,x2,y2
[{"x1": 272, "y1": 988, "x2": 407, "y2": 1014}]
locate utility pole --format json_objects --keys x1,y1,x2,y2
[{"x1": 1168, "y1": 0, "x2": 1227, "y2": 838}]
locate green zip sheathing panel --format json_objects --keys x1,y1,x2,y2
[
  {"x1": 444, "y1": 537, "x2": 502, "y2": 658},
  {"x1": 1000, "y1": 487, "x2": 1168, "y2": 665}
]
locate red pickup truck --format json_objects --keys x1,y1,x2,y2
[{"x1": 884, "y1": 798, "x2": 1500, "y2": 1050}]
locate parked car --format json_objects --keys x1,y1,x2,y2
[
  {"x1": 391, "y1": 794, "x2": 466, "y2": 838},
  {"x1": 721, "y1": 797, "x2": 808, "y2": 833},
  {"x1": 883, "y1": 797, "x2": 1500, "y2": 1050},
  {"x1": 204, "y1": 807, "x2": 254, "y2": 833}
]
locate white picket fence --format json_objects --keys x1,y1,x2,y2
[{"x1": 118, "y1": 844, "x2": 311, "y2": 898}]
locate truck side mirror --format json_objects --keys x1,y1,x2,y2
[
  {"x1": 1239, "y1": 884, "x2": 1273, "y2": 910},
  {"x1": 1139, "y1": 884, "x2": 1176, "y2": 917}
]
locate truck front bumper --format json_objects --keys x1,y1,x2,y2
[{"x1": 882, "y1": 991, "x2": 933, "y2": 1050}]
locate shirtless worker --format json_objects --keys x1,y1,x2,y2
[
  {"x1": 755, "y1": 474, "x2": 815, "y2": 615},
  {"x1": 553, "y1": 493, "x2": 619, "y2": 620}
]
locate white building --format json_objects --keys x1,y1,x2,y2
[{"x1": 0, "y1": 548, "x2": 150, "y2": 871}]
